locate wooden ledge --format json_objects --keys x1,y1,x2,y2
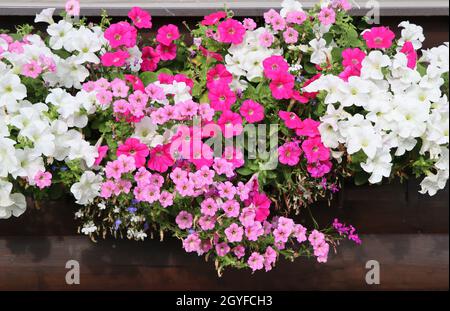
[
  {"x1": 0, "y1": 0, "x2": 449, "y2": 16},
  {"x1": 0, "y1": 234, "x2": 448, "y2": 290}
]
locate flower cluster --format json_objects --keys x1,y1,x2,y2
[
  {"x1": 305, "y1": 23, "x2": 449, "y2": 195},
  {"x1": 0, "y1": 11, "x2": 103, "y2": 218},
  {"x1": 1, "y1": 0, "x2": 447, "y2": 276}
]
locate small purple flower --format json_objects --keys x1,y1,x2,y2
[
  {"x1": 127, "y1": 207, "x2": 138, "y2": 214},
  {"x1": 114, "y1": 219, "x2": 122, "y2": 231}
]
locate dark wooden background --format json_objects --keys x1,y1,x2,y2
[{"x1": 0, "y1": 13, "x2": 448, "y2": 291}]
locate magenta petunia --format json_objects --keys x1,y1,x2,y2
[
  {"x1": 362, "y1": 26, "x2": 396, "y2": 49},
  {"x1": 201, "y1": 11, "x2": 227, "y2": 26},
  {"x1": 117, "y1": 138, "x2": 149, "y2": 168},
  {"x1": 269, "y1": 72, "x2": 295, "y2": 100},
  {"x1": 400, "y1": 41, "x2": 418, "y2": 69},
  {"x1": 217, "y1": 19, "x2": 246, "y2": 45},
  {"x1": 206, "y1": 64, "x2": 233, "y2": 89},
  {"x1": 104, "y1": 22, "x2": 137, "y2": 48},
  {"x1": 156, "y1": 24, "x2": 180, "y2": 46},
  {"x1": 141, "y1": 46, "x2": 160, "y2": 72},
  {"x1": 208, "y1": 84, "x2": 236, "y2": 111},
  {"x1": 128, "y1": 7, "x2": 152, "y2": 29},
  {"x1": 278, "y1": 142, "x2": 302, "y2": 166},
  {"x1": 156, "y1": 43, "x2": 177, "y2": 61},
  {"x1": 101, "y1": 50, "x2": 130, "y2": 67},
  {"x1": 147, "y1": 144, "x2": 175, "y2": 173},
  {"x1": 217, "y1": 110, "x2": 244, "y2": 138},
  {"x1": 263, "y1": 55, "x2": 290, "y2": 79},
  {"x1": 240, "y1": 100, "x2": 265, "y2": 124},
  {"x1": 302, "y1": 137, "x2": 331, "y2": 163}
]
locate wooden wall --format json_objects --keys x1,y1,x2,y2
[{"x1": 0, "y1": 14, "x2": 448, "y2": 291}]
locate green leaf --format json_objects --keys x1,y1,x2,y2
[
  {"x1": 237, "y1": 167, "x2": 254, "y2": 176},
  {"x1": 354, "y1": 172, "x2": 369, "y2": 186},
  {"x1": 140, "y1": 72, "x2": 158, "y2": 86}
]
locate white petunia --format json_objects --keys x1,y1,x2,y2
[
  {"x1": 280, "y1": 0, "x2": 304, "y2": 17},
  {"x1": 361, "y1": 148, "x2": 393, "y2": 184},
  {"x1": 309, "y1": 38, "x2": 332, "y2": 65},
  {"x1": 70, "y1": 171, "x2": 103, "y2": 205},
  {"x1": 34, "y1": 8, "x2": 56, "y2": 25},
  {"x1": 47, "y1": 20, "x2": 74, "y2": 50},
  {"x1": 398, "y1": 21, "x2": 425, "y2": 49},
  {"x1": 346, "y1": 124, "x2": 383, "y2": 159},
  {"x1": 0, "y1": 73, "x2": 27, "y2": 108},
  {"x1": 419, "y1": 170, "x2": 449, "y2": 196},
  {"x1": 0, "y1": 179, "x2": 14, "y2": 208},
  {"x1": 361, "y1": 51, "x2": 391, "y2": 80},
  {"x1": 0, "y1": 192, "x2": 27, "y2": 219},
  {"x1": 0, "y1": 138, "x2": 19, "y2": 177},
  {"x1": 11, "y1": 148, "x2": 45, "y2": 181},
  {"x1": 133, "y1": 116, "x2": 165, "y2": 147},
  {"x1": 339, "y1": 76, "x2": 373, "y2": 107},
  {"x1": 390, "y1": 96, "x2": 430, "y2": 139}
]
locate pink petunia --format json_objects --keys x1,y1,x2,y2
[
  {"x1": 278, "y1": 142, "x2": 302, "y2": 166},
  {"x1": 264, "y1": 9, "x2": 280, "y2": 25},
  {"x1": 208, "y1": 84, "x2": 236, "y2": 111},
  {"x1": 128, "y1": 7, "x2": 152, "y2": 29},
  {"x1": 223, "y1": 200, "x2": 241, "y2": 218},
  {"x1": 156, "y1": 43, "x2": 177, "y2": 61},
  {"x1": 240, "y1": 100, "x2": 265, "y2": 124},
  {"x1": 117, "y1": 138, "x2": 149, "y2": 168},
  {"x1": 34, "y1": 171, "x2": 52, "y2": 189},
  {"x1": 159, "y1": 191, "x2": 174, "y2": 208},
  {"x1": 22, "y1": 60, "x2": 42, "y2": 78},
  {"x1": 216, "y1": 242, "x2": 231, "y2": 257},
  {"x1": 217, "y1": 110, "x2": 244, "y2": 138},
  {"x1": 318, "y1": 7, "x2": 336, "y2": 26},
  {"x1": 225, "y1": 223, "x2": 244, "y2": 243},
  {"x1": 176, "y1": 211, "x2": 193, "y2": 230},
  {"x1": 104, "y1": 22, "x2": 137, "y2": 48},
  {"x1": 400, "y1": 41, "x2": 418, "y2": 69},
  {"x1": 101, "y1": 50, "x2": 130, "y2": 67},
  {"x1": 248, "y1": 252, "x2": 265, "y2": 272},
  {"x1": 362, "y1": 26, "x2": 396, "y2": 49},
  {"x1": 263, "y1": 56, "x2": 290, "y2": 80},
  {"x1": 272, "y1": 16, "x2": 286, "y2": 32},
  {"x1": 283, "y1": 27, "x2": 299, "y2": 44},
  {"x1": 286, "y1": 11, "x2": 307, "y2": 25},
  {"x1": 223, "y1": 146, "x2": 245, "y2": 169},
  {"x1": 147, "y1": 144, "x2": 174, "y2": 173},
  {"x1": 233, "y1": 245, "x2": 246, "y2": 259},
  {"x1": 243, "y1": 18, "x2": 257, "y2": 31},
  {"x1": 111, "y1": 78, "x2": 130, "y2": 98},
  {"x1": 100, "y1": 180, "x2": 117, "y2": 198},
  {"x1": 156, "y1": 24, "x2": 180, "y2": 46},
  {"x1": 259, "y1": 31, "x2": 275, "y2": 48},
  {"x1": 269, "y1": 72, "x2": 295, "y2": 100},
  {"x1": 201, "y1": 11, "x2": 227, "y2": 26},
  {"x1": 65, "y1": 0, "x2": 80, "y2": 16},
  {"x1": 217, "y1": 19, "x2": 246, "y2": 45}
]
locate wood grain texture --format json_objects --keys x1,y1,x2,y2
[
  {"x1": 0, "y1": 180, "x2": 447, "y2": 236},
  {"x1": 0, "y1": 0, "x2": 448, "y2": 16},
  {"x1": 0, "y1": 234, "x2": 448, "y2": 290}
]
